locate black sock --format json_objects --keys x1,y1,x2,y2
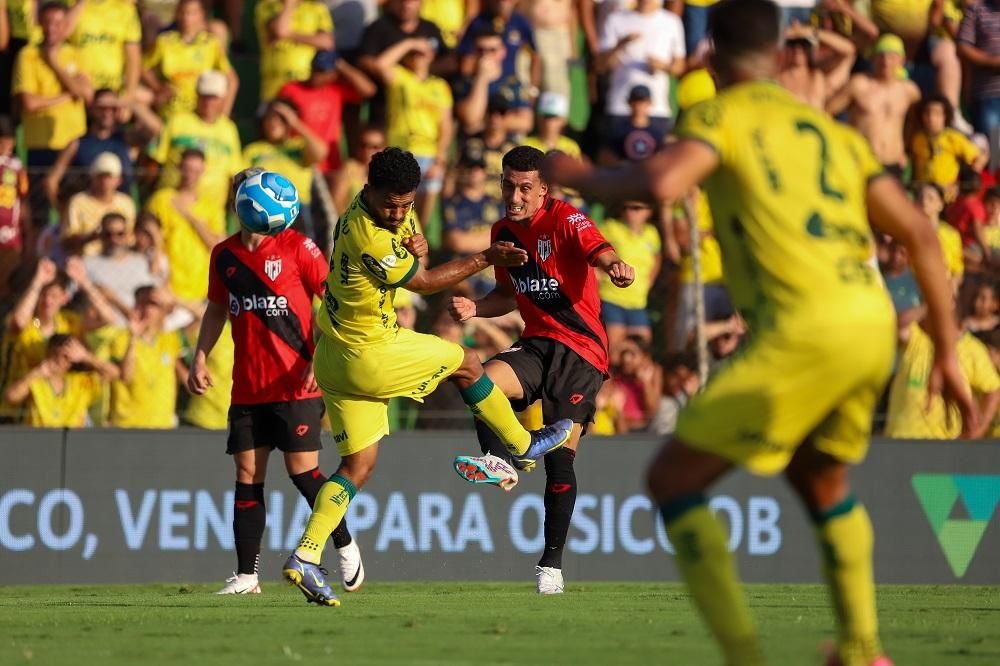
[
  {"x1": 233, "y1": 482, "x2": 265, "y2": 575},
  {"x1": 475, "y1": 417, "x2": 514, "y2": 464},
  {"x1": 290, "y1": 467, "x2": 353, "y2": 549},
  {"x1": 539, "y1": 448, "x2": 577, "y2": 569}
]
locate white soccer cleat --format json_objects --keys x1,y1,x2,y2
[
  {"x1": 337, "y1": 540, "x2": 365, "y2": 592},
  {"x1": 216, "y1": 572, "x2": 261, "y2": 595},
  {"x1": 453, "y1": 453, "x2": 519, "y2": 491},
  {"x1": 535, "y1": 566, "x2": 564, "y2": 595}
]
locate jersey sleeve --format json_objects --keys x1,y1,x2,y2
[
  {"x1": 675, "y1": 97, "x2": 726, "y2": 155},
  {"x1": 562, "y1": 207, "x2": 612, "y2": 265},
  {"x1": 359, "y1": 228, "x2": 418, "y2": 287},
  {"x1": 124, "y1": 5, "x2": 142, "y2": 43},
  {"x1": 297, "y1": 234, "x2": 329, "y2": 297},
  {"x1": 207, "y1": 244, "x2": 227, "y2": 304}
]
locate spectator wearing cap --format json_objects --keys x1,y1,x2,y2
[
  {"x1": 277, "y1": 49, "x2": 376, "y2": 178},
  {"x1": 62, "y1": 152, "x2": 137, "y2": 257},
  {"x1": 374, "y1": 36, "x2": 454, "y2": 226},
  {"x1": 332, "y1": 124, "x2": 386, "y2": 214},
  {"x1": 0, "y1": 116, "x2": 29, "y2": 298},
  {"x1": 958, "y1": 0, "x2": 1000, "y2": 140},
  {"x1": 359, "y1": 0, "x2": 451, "y2": 126},
  {"x1": 83, "y1": 212, "x2": 160, "y2": 316},
  {"x1": 777, "y1": 22, "x2": 856, "y2": 111},
  {"x1": 524, "y1": 91, "x2": 581, "y2": 158},
  {"x1": 456, "y1": 93, "x2": 519, "y2": 202},
  {"x1": 456, "y1": 27, "x2": 534, "y2": 135},
  {"x1": 598, "y1": 84, "x2": 668, "y2": 165},
  {"x1": 255, "y1": 0, "x2": 334, "y2": 101},
  {"x1": 458, "y1": 0, "x2": 540, "y2": 100},
  {"x1": 13, "y1": 1, "x2": 93, "y2": 231},
  {"x1": 148, "y1": 70, "x2": 242, "y2": 209},
  {"x1": 328, "y1": 0, "x2": 380, "y2": 60},
  {"x1": 597, "y1": 0, "x2": 685, "y2": 139},
  {"x1": 143, "y1": 0, "x2": 239, "y2": 119},
  {"x1": 829, "y1": 34, "x2": 921, "y2": 179},
  {"x1": 65, "y1": 0, "x2": 142, "y2": 111}
]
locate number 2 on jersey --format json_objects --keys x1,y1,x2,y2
[{"x1": 794, "y1": 120, "x2": 844, "y2": 202}]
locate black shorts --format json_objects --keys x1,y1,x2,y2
[
  {"x1": 490, "y1": 337, "x2": 606, "y2": 434},
  {"x1": 226, "y1": 398, "x2": 325, "y2": 455}
]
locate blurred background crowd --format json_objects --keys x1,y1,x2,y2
[{"x1": 1, "y1": 0, "x2": 1000, "y2": 440}]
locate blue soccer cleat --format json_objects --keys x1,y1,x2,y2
[
  {"x1": 282, "y1": 553, "x2": 341, "y2": 606},
  {"x1": 515, "y1": 418, "x2": 574, "y2": 464}
]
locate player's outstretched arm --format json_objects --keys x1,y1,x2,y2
[
  {"x1": 594, "y1": 249, "x2": 635, "y2": 288},
  {"x1": 187, "y1": 300, "x2": 227, "y2": 395},
  {"x1": 867, "y1": 175, "x2": 979, "y2": 436},
  {"x1": 403, "y1": 241, "x2": 528, "y2": 296},
  {"x1": 542, "y1": 140, "x2": 718, "y2": 207},
  {"x1": 450, "y1": 281, "x2": 518, "y2": 322}
]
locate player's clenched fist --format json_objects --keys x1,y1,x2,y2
[
  {"x1": 402, "y1": 233, "x2": 429, "y2": 259},
  {"x1": 484, "y1": 240, "x2": 529, "y2": 267},
  {"x1": 187, "y1": 352, "x2": 214, "y2": 395},
  {"x1": 608, "y1": 260, "x2": 635, "y2": 288},
  {"x1": 449, "y1": 296, "x2": 477, "y2": 322}
]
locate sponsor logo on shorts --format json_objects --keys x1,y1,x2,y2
[
  {"x1": 510, "y1": 276, "x2": 561, "y2": 300},
  {"x1": 547, "y1": 483, "x2": 572, "y2": 494},
  {"x1": 264, "y1": 256, "x2": 282, "y2": 281},
  {"x1": 295, "y1": 424, "x2": 309, "y2": 437},
  {"x1": 569, "y1": 393, "x2": 584, "y2": 405},
  {"x1": 334, "y1": 430, "x2": 348, "y2": 443},
  {"x1": 415, "y1": 365, "x2": 450, "y2": 394}
]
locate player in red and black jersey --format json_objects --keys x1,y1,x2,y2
[
  {"x1": 187, "y1": 168, "x2": 363, "y2": 595},
  {"x1": 450, "y1": 146, "x2": 635, "y2": 594}
]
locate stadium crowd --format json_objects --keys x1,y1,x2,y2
[{"x1": 1, "y1": 0, "x2": 1000, "y2": 439}]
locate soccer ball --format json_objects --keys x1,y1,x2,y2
[{"x1": 235, "y1": 171, "x2": 300, "y2": 235}]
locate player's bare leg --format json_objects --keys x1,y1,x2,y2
[
  {"x1": 218, "y1": 447, "x2": 271, "y2": 594},
  {"x1": 785, "y1": 444, "x2": 889, "y2": 666},
  {"x1": 646, "y1": 439, "x2": 766, "y2": 666}
]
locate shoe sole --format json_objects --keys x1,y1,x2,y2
[
  {"x1": 454, "y1": 458, "x2": 517, "y2": 491},
  {"x1": 282, "y1": 568, "x2": 341, "y2": 607}
]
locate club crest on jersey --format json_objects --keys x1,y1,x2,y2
[
  {"x1": 537, "y1": 234, "x2": 552, "y2": 262},
  {"x1": 264, "y1": 256, "x2": 282, "y2": 281}
]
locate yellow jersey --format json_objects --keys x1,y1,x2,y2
[
  {"x1": 420, "y1": 0, "x2": 465, "y2": 48},
  {"x1": 523, "y1": 135, "x2": 583, "y2": 160},
  {"x1": 66, "y1": 191, "x2": 136, "y2": 256},
  {"x1": 12, "y1": 44, "x2": 87, "y2": 150},
  {"x1": 145, "y1": 30, "x2": 233, "y2": 118},
  {"x1": 108, "y1": 329, "x2": 182, "y2": 428},
  {"x1": 386, "y1": 66, "x2": 452, "y2": 159},
  {"x1": 317, "y1": 192, "x2": 421, "y2": 347},
  {"x1": 84, "y1": 324, "x2": 119, "y2": 426},
  {"x1": 146, "y1": 187, "x2": 226, "y2": 302},
  {"x1": 242, "y1": 139, "x2": 314, "y2": 204},
  {"x1": 676, "y1": 81, "x2": 891, "y2": 332},
  {"x1": 255, "y1": 0, "x2": 333, "y2": 100},
  {"x1": 984, "y1": 223, "x2": 1000, "y2": 255},
  {"x1": 910, "y1": 129, "x2": 979, "y2": 190},
  {"x1": 25, "y1": 372, "x2": 99, "y2": 427},
  {"x1": 149, "y1": 111, "x2": 242, "y2": 205},
  {"x1": 8, "y1": 0, "x2": 39, "y2": 42},
  {"x1": 183, "y1": 321, "x2": 234, "y2": 430},
  {"x1": 1, "y1": 311, "x2": 83, "y2": 390},
  {"x1": 870, "y1": 0, "x2": 932, "y2": 42},
  {"x1": 678, "y1": 191, "x2": 724, "y2": 285},
  {"x1": 67, "y1": 0, "x2": 141, "y2": 91},
  {"x1": 885, "y1": 325, "x2": 1000, "y2": 439},
  {"x1": 936, "y1": 221, "x2": 964, "y2": 280},
  {"x1": 597, "y1": 218, "x2": 660, "y2": 310}
]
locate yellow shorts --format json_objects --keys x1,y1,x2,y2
[
  {"x1": 675, "y1": 317, "x2": 896, "y2": 476},
  {"x1": 314, "y1": 328, "x2": 465, "y2": 456}
]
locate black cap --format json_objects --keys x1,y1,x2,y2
[
  {"x1": 487, "y1": 92, "x2": 512, "y2": 114},
  {"x1": 628, "y1": 84, "x2": 652, "y2": 102}
]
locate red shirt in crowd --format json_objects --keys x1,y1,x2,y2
[
  {"x1": 492, "y1": 197, "x2": 614, "y2": 375},
  {"x1": 0, "y1": 155, "x2": 27, "y2": 251},
  {"x1": 207, "y1": 230, "x2": 327, "y2": 405},
  {"x1": 278, "y1": 79, "x2": 365, "y2": 173},
  {"x1": 946, "y1": 194, "x2": 986, "y2": 246}
]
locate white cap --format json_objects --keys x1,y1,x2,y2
[
  {"x1": 197, "y1": 70, "x2": 228, "y2": 97},
  {"x1": 90, "y1": 152, "x2": 122, "y2": 177},
  {"x1": 537, "y1": 91, "x2": 569, "y2": 119}
]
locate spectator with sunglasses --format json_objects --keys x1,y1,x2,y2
[{"x1": 83, "y1": 212, "x2": 160, "y2": 318}]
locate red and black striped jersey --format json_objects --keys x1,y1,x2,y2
[
  {"x1": 492, "y1": 197, "x2": 614, "y2": 375},
  {"x1": 207, "y1": 229, "x2": 327, "y2": 405}
]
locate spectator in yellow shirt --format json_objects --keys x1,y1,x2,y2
[
  {"x1": 148, "y1": 70, "x2": 242, "y2": 208},
  {"x1": 3, "y1": 333, "x2": 119, "y2": 427},
  {"x1": 598, "y1": 200, "x2": 662, "y2": 353},
  {"x1": 885, "y1": 321, "x2": 1000, "y2": 439},
  {"x1": 914, "y1": 181, "x2": 964, "y2": 288},
  {"x1": 910, "y1": 94, "x2": 987, "y2": 196},
  {"x1": 109, "y1": 286, "x2": 183, "y2": 428},
  {"x1": 181, "y1": 320, "x2": 234, "y2": 430},
  {"x1": 146, "y1": 148, "x2": 225, "y2": 305},
  {"x1": 62, "y1": 152, "x2": 136, "y2": 256},
  {"x1": 255, "y1": 0, "x2": 334, "y2": 101},
  {"x1": 983, "y1": 187, "x2": 1000, "y2": 259},
  {"x1": 143, "y1": 0, "x2": 239, "y2": 119},
  {"x1": 66, "y1": 0, "x2": 142, "y2": 106},
  {"x1": 13, "y1": 1, "x2": 93, "y2": 229}
]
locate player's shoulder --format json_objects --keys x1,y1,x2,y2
[
  {"x1": 210, "y1": 232, "x2": 242, "y2": 258},
  {"x1": 548, "y1": 197, "x2": 593, "y2": 230},
  {"x1": 276, "y1": 228, "x2": 324, "y2": 260}
]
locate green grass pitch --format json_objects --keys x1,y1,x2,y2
[{"x1": 2, "y1": 583, "x2": 996, "y2": 665}]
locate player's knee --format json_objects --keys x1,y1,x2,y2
[
  {"x1": 338, "y1": 455, "x2": 377, "y2": 488},
  {"x1": 449, "y1": 348, "x2": 484, "y2": 387},
  {"x1": 784, "y1": 448, "x2": 850, "y2": 513}
]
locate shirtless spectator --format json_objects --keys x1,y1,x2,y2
[
  {"x1": 523, "y1": 0, "x2": 576, "y2": 101},
  {"x1": 829, "y1": 34, "x2": 920, "y2": 178},
  {"x1": 957, "y1": 0, "x2": 1000, "y2": 139},
  {"x1": 778, "y1": 22, "x2": 856, "y2": 110}
]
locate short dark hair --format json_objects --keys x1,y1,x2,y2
[
  {"x1": 984, "y1": 186, "x2": 1000, "y2": 202},
  {"x1": 919, "y1": 93, "x2": 954, "y2": 127},
  {"x1": 100, "y1": 212, "x2": 127, "y2": 228},
  {"x1": 39, "y1": 1, "x2": 67, "y2": 15},
  {"x1": 708, "y1": 0, "x2": 781, "y2": 60},
  {"x1": 958, "y1": 165, "x2": 982, "y2": 194},
  {"x1": 502, "y1": 145, "x2": 545, "y2": 173},
  {"x1": 181, "y1": 147, "x2": 206, "y2": 162},
  {"x1": 0, "y1": 115, "x2": 14, "y2": 137},
  {"x1": 47, "y1": 334, "x2": 73, "y2": 353},
  {"x1": 472, "y1": 25, "x2": 503, "y2": 42},
  {"x1": 368, "y1": 147, "x2": 422, "y2": 194},
  {"x1": 913, "y1": 181, "x2": 944, "y2": 202}
]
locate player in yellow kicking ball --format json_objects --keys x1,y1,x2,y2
[
  {"x1": 544, "y1": 1, "x2": 978, "y2": 664},
  {"x1": 283, "y1": 148, "x2": 573, "y2": 605}
]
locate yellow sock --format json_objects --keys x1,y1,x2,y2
[
  {"x1": 662, "y1": 498, "x2": 766, "y2": 666},
  {"x1": 814, "y1": 498, "x2": 882, "y2": 666},
  {"x1": 294, "y1": 474, "x2": 356, "y2": 565},
  {"x1": 460, "y1": 375, "x2": 530, "y2": 454}
]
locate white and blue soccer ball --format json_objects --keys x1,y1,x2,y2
[{"x1": 235, "y1": 171, "x2": 300, "y2": 235}]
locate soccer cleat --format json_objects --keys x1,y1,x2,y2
[
  {"x1": 337, "y1": 540, "x2": 365, "y2": 593},
  {"x1": 215, "y1": 572, "x2": 261, "y2": 595},
  {"x1": 282, "y1": 554, "x2": 341, "y2": 606},
  {"x1": 535, "y1": 566, "x2": 564, "y2": 595},
  {"x1": 454, "y1": 453, "x2": 520, "y2": 491},
  {"x1": 514, "y1": 418, "x2": 573, "y2": 465}
]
